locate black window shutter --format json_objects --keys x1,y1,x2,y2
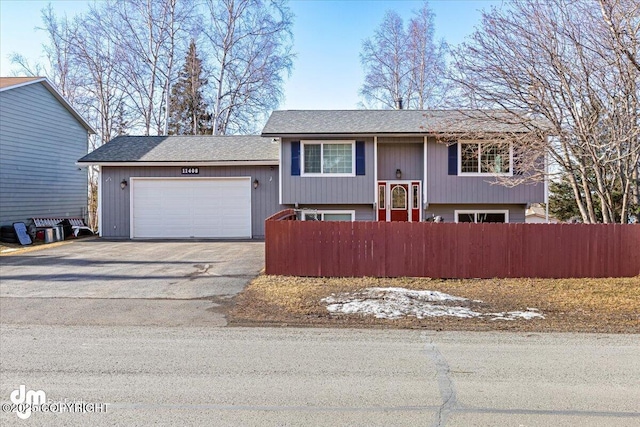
[
  {"x1": 291, "y1": 141, "x2": 300, "y2": 176},
  {"x1": 355, "y1": 141, "x2": 365, "y2": 175},
  {"x1": 448, "y1": 143, "x2": 458, "y2": 175}
]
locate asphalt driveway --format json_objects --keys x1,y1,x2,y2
[{"x1": 0, "y1": 239, "x2": 264, "y2": 327}]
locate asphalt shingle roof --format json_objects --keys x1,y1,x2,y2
[
  {"x1": 261, "y1": 109, "x2": 540, "y2": 136},
  {"x1": 78, "y1": 135, "x2": 279, "y2": 163}
]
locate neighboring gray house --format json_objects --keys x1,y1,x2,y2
[
  {"x1": 0, "y1": 77, "x2": 95, "y2": 227},
  {"x1": 77, "y1": 135, "x2": 281, "y2": 239},
  {"x1": 261, "y1": 110, "x2": 545, "y2": 223}
]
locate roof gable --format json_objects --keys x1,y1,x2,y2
[{"x1": 0, "y1": 77, "x2": 95, "y2": 133}]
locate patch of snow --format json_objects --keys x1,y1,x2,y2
[{"x1": 321, "y1": 287, "x2": 544, "y2": 321}]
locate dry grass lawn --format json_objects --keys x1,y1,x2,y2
[{"x1": 230, "y1": 275, "x2": 640, "y2": 333}]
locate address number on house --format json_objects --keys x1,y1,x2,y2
[{"x1": 181, "y1": 167, "x2": 200, "y2": 175}]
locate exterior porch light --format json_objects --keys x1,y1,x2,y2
[
  {"x1": 396, "y1": 169, "x2": 402, "y2": 179},
  {"x1": 120, "y1": 179, "x2": 128, "y2": 189},
  {"x1": 253, "y1": 179, "x2": 259, "y2": 189}
]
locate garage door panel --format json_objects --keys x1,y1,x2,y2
[{"x1": 131, "y1": 178, "x2": 251, "y2": 239}]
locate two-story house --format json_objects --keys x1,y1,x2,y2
[
  {"x1": 262, "y1": 110, "x2": 544, "y2": 224},
  {"x1": 0, "y1": 77, "x2": 95, "y2": 227},
  {"x1": 79, "y1": 109, "x2": 545, "y2": 240}
]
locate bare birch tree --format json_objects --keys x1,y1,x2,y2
[
  {"x1": 360, "y1": 10, "x2": 409, "y2": 109},
  {"x1": 202, "y1": 0, "x2": 294, "y2": 135},
  {"x1": 360, "y1": 1, "x2": 449, "y2": 109},
  {"x1": 111, "y1": 0, "x2": 194, "y2": 135},
  {"x1": 449, "y1": 0, "x2": 640, "y2": 223}
]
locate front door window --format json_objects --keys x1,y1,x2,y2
[{"x1": 391, "y1": 185, "x2": 407, "y2": 209}]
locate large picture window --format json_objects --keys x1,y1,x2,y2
[
  {"x1": 459, "y1": 141, "x2": 511, "y2": 175},
  {"x1": 302, "y1": 141, "x2": 355, "y2": 176},
  {"x1": 455, "y1": 210, "x2": 509, "y2": 223}
]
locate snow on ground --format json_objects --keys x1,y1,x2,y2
[{"x1": 321, "y1": 287, "x2": 544, "y2": 321}]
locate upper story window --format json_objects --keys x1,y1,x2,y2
[
  {"x1": 302, "y1": 141, "x2": 355, "y2": 176},
  {"x1": 459, "y1": 140, "x2": 512, "y2": 175}
]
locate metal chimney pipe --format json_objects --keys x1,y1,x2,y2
[{"x1": 394, "y1": 98, "x2": 403, "y2": 110}]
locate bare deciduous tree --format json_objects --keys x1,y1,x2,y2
[
  {"x1": 111, "y1": 0, "x2": 194, "y2": 135},
  {"x1": 360, "y1": 1, "x2": 449, "y2": 109},
  {"x1": 202, "y1": 0, "x2": 294, "y2": 135},
  {"x1": 449, "y1": 0, "x2": 640, "y2": 223}
]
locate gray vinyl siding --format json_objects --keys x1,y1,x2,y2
[
  {"x1": 426, "y1": 204, "x2": 526, "y2": 223},
  {"x1": 291, "y1": 204, "x2": 375, "y2": 221},
  {"x1": 281, "y1": 138, "x2": 374, "y2": 204},
  {"x1": 377, "y1": 142, "x2": 423, "y2": 181},
  {"x1": 100, "y1": 165, "x2": 282, "y2": 238},
  {"x1": 0, "y1": 83, "x2": 88, "y2": 226},
  {"x1": 426, "y1": 137, "x2": 544, "y2": 204}
]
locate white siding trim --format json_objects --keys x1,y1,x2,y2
[
  {"x1": 373, "y1": 136, "x2": 378, "y2": 208},
  {"x1": 279, "y1": 141, "x2": 283, "y2": 205},
  {"x1": 423, "y1": 136, "x2": 428, "y2": 209},
  {"x1": 97, "y1": 165, "x2": 102, "y2": 236}
]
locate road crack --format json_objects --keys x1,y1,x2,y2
[{"x1": 422, "y1": 332, "x2": 458, "y2": 427}]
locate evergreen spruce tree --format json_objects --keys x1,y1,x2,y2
[{"x1": 168, "y1": 40, "x2": 209, "y2": 135}]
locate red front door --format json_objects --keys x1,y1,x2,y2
[
  {"x1": 378, "y1": 181, "x2": 421, "y2": 222},
  {"x1": 390, "y1": 184, "x2": 409, "y2": 221}
]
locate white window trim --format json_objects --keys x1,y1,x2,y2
[
  {"x1": 301, "y1": 140, "x2": 356, "y2": 177},
  {"x1": 458, "y1": 140, "x2": 513, "y2": 177},
  {"x1": 302, "y1": 210, "x2": 356, "y2": 221},
  {"x1": 454, "y1": 209, "x2": 510, "y2": 223}
]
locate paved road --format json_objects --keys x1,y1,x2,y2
[
  {"x1": 0, "y1": 239, "x2": 264, "y2": 326},
  {"x1": 1, "y1": 240, "x2": 639, "y2": 426},
  {"x1": 0, "y1": 326, "x2": 638, "y2": 426}
]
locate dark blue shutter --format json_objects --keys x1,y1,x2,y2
[
  {"x1": 355, "y1": 141, "x2": 365, "y2": 175},
  {"x1": 291, "y1": 141, "x2": 300, "y2": 176},
  {"x1": 448, "y1": 143, "x2": 458, "y2": 175}
]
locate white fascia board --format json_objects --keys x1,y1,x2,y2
[
  {"x1": 423, "y1": 136, "x2": 428, "y2": 207},
  {"x1": 373, "y1": 136, "x2": 378, "y2": 208},
  {"x1": 0, "y1": 77, "x2": 47, "y2": 92},
  {"x1": 97, "y1": 165, "x2": 102, "y2": 236},
  {"x1": 279, "y1": 141, "x2": 283, "y2": 205},
  {"x1": 76, "y1": 160, "x2": 279, "y2": 167}
]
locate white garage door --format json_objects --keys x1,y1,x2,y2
[{"x1": 131, "y1": 178, "x2": 251, "y2": 239}]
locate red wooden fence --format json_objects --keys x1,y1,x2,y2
[{"x1": 265, "y1": 215, "x2": 640, "y2": 278}]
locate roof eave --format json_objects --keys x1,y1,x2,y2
[{"x1": 76, "y1": 160, "x2": 279, "y2": 167}]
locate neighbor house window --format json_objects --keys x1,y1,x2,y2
[
  {"x1": 302, "y1": 141, "x2": 355, "y2": 176},
  {"x1": 459, "y1": 141, "x2": 511, "y2": 175},
  {"x1": 455, "y1": 210, "x2": 509, "y2": 223},
  {"x1": 302, "y1": 210, "x2": 355, "y2": 221}
]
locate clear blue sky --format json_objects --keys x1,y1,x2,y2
[{"x1": 0, "y1": 0, "x2": 502, "y2": 110}]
